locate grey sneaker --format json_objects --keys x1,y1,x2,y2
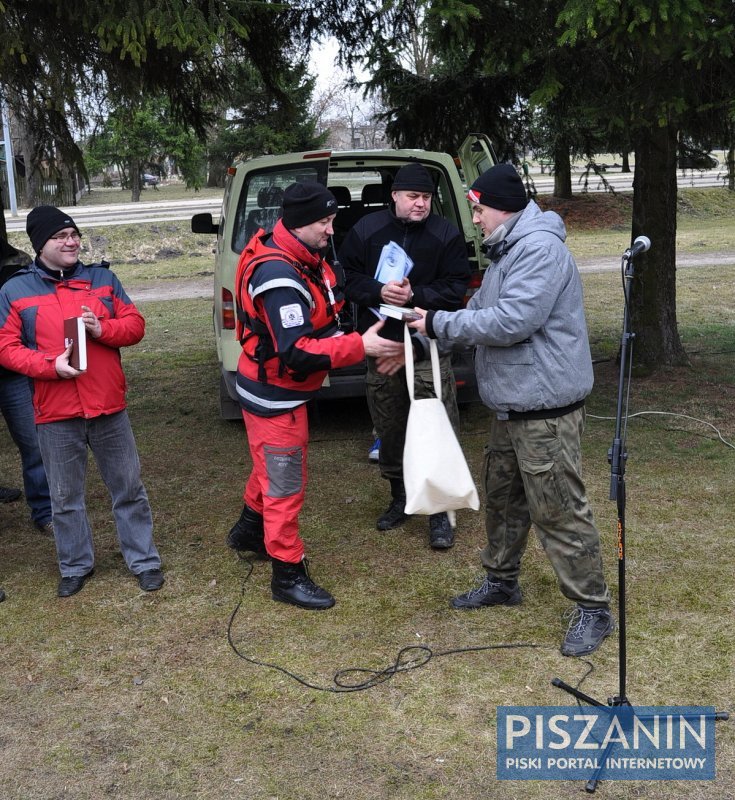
[
  {"x1": 34, "y1": 520, "x2": 54, "y2": 537},
  {"x1": 561, "y1": 606, "x2": 615, "y2": 657},
  {"x1": 451, "y1": 574, "x2": 522, "y2": 609}
]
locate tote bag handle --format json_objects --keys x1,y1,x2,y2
[{"x1": 404, "y1": 325, "x2": 442, "y2": 400}]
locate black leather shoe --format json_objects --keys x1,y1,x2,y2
[
  {"x1": 0, "y1": 587, "x2": 5, "y2": 603},
  {"x1": 0, "y1": 486, "x2": 21, "y2": 503},
  {"x1": 271, "y1": 558, "x2": 335, "y2": 610},
  {"x1": 226, "y1": 505, "x2": 267, "y2": 557},
  {"x1": 429, "y1": 512, "x2": 455, "y2": 549},
  {"x1": 376, "y1": 496, "x2": 411, "y2": 530},
  {"x1": 58, "y1": 570, "x2": 94, "y2": 598},
  {"x1": 137, "y1": 569, "x2": 165, "y2": 592}
]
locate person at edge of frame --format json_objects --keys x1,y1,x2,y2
[{"x1": 0, "y1": 235, "x2": 54, "y2": 536}]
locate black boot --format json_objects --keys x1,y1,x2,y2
[
  {"x1": 271, "y1": 558, "x2": 336, "y2": 610},
  {"x1": 226, "y1": 505, "x2": 267, "y2": 557},
  {"x1": 429, "y1": 512, "x2": 455, "y2": 549},
  {"x1": 376, "y1": 479, "x2": 411, "y2": 531}
]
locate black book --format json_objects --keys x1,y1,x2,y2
[{"x1": 63, "y1": 317, "x2": 87, "y2": 371}]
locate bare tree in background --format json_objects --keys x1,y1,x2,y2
[
  {"x1": 393, "y1": 1, "x2": 434, "y2": 78},
  {"x1": 310, "y1": 84, "x2": 387, "y2": 150}
]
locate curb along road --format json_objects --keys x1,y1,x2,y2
[{"x1": 3, "y1": 197, "x2": 222, "y2": 232}]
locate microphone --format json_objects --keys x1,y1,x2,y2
[{"x1": 624, "y1": 235, "x2": 651, "y2": 259}]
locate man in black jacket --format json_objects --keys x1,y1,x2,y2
[
  {"x1": 340, "y1": 162, "x2": 471, "y2": 549},
  {"x1": 0, "y1": 237, "x2": 53, "y2": 534}
]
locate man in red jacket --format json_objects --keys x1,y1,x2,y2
[
  {"x1": 228, "y1": 182, "x2": 402, "y2": 610},
  {"x1": 0, "y1": 206, "x2": 163, "y2": 597}
]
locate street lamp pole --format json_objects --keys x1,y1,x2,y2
[{"x1": 1, "y1": 93, "x2": 19, "y2": 216}]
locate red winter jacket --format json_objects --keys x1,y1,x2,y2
[{"x1": 0, "y1": 259, "x2": 144, "y2": 424}]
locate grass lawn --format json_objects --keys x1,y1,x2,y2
[
  {"x1": 76, "y1": 180, "x2": 225, "y2": 206},
  {"x1": 1, "y1": 191, "x2": 733, "y2": 799}
]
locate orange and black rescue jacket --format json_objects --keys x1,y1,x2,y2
[{"x1": 234, "y1": 221, "x2": 364, "y2": 417}]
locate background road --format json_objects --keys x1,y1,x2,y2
[{"x1": 3, "y1": 166, "x2": 730, "y2": 232}]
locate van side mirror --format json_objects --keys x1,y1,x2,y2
[{"x1": 191, "y1": 213, "x2": 219, "y2": 234}]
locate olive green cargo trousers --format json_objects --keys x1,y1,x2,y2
[{"x1": 480, "y1": 408, "x2": 611, "y2": 608}]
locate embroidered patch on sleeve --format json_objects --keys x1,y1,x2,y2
[{"x1": 279, "y1": 303, "x2": 304, "y2": 328}]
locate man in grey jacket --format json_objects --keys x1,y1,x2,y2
[{"x1": 407, "y1": 163, "x2": 614, "y2": 657}]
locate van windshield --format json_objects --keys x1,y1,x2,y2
[
  {"x1": 231, "y1": 163, "x2": 328, "y2": 253},
  {"x1": 327, "y1": 164, "x2": 461, "y2": 253},
  {"x1": 230, "y1": 158, "x2": 469, "y2": 266}
]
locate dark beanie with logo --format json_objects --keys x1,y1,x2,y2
[
  {"x1": 26, "y1": 205, "x2": 80, "y2": 253},
  {"x1": 281, "y1": 182, "x2": 338, "y2": 229},
  {"x1": 391, "y1": 162, "x2": 435, "y2": 193},
  {"x1": 468, "y1": 164, "x2": 527, "y2": 212}
]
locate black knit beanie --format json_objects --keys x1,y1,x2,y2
[
  {"x1": 26, "y1": 206, "x2": 80, "y2": 253},
  {"x1": 391, "y1": 162, "x2": 435, "y2": 193},
  {"x1": 468, "y1": 164, "x2": 527, "y2": 212},
  {"x1": 281, "y1": 182, "x2": 338, "y2": 229}
]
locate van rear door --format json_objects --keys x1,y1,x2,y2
[{"x1": 457, "y1": 134, "x2": 497, "y2": 188}]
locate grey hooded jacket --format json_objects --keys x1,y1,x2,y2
[{"x1": 429, "y1": 200, "x2": 594, "y2": 416}]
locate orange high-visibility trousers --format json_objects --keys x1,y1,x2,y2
[{"x1": 242, "y1": 404, "x2": 309, "y2": 563}]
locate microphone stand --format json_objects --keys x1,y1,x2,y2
[{"x1": 550, "y1": 246, "x2": 728, "y2": 793}]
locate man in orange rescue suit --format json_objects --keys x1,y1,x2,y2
[{"x1": 227, "y1": 182, "x2": 403, "y2": 610}]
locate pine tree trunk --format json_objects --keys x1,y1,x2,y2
[
  {"x1": 206, "y1": 156, "x2": 228, "y2": 188},
  {"x1": 552, "y1": 142, "x2": 572, "y2": 198},
  {"x1": 130, "y1": 159, "x2": 142, "y2": 202},
  {"x1": 18, "y1": 121, "x2": 43, "y2": 207},
  {"x1": 630, "y1": 122, "x2": 688, "y2": 370}
]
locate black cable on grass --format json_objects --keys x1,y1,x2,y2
[
  {"x1": 565, "y1": 658, "x2": 596, "y2": 702},
  {"x1": 227, "y1": 553, "x2": 544, "y2": 693}
]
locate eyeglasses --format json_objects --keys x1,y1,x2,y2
[{"x1": 49, "y1": 231, "x2": 82, "y2": 243}]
